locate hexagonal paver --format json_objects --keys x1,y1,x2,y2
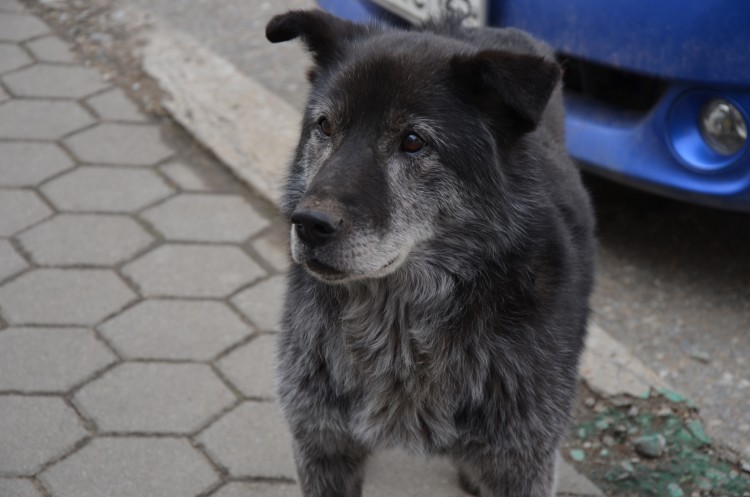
[
  {"x1": 3, "y1": 64, "x2": 108, "y2": 99},
  {"x1": 86, "y1": 88, "x2": 146, "y2": 122},
  {"x1": 0, "y1": 240, "x2": 27, "y2": 281},
  {"x1": 98, "y1": 300, "x2": 253, "y2": 360},
  {"x1": 40, "y1": 437, "x2": 219, "y2": 497},
  {"x1": 252, "y1": 234, "x2": 290, "y2": 272},
  {"x1": 213, "y1": 483, "x2": 301, "y2": 497},
  {"x1": 0, "y1": 478, "x2": 44, "y2": 497},
  {"x1": 0, "y1": 142, "x2": 75, "y2": 187},
  {"x1": 41, "y1": 167, "x2": 174, "y2": 212},
  {"x1": 73, "y1": 362, "x2": 236, "y2": 434},
  {"x1": 197, "y1": 402, "x2": 295, "y2": 479},
  {"x1": 0, "y1": 396, "x2": 87, "y2": 475},
  {"x1": 217, "y1": 334, "x2": 276, "y2": 399},
  {"x1": 18, "y1": 214, "x2": 154, "y2": 266},
  {"x1": 142, "y1": 194, "x2": 270, "y2": 242},
  {"x1": 0, "y1": 190, "x2": 51, "y2": 236},
  {"x1": 0, "y1": 100, "x2": 94, "y2": 140},
  {"x1": 0, "y1": 43, "x2": 32, "y2": 74},
  {"x1": 0, "y1": 14, "x2": 48, "y2": 42},
  {"x1": 64, "y1": 123, "x2": 173, "y2": 166},
  {"x1": 0, "y1": 269, "x2": 136, "y2": 325},
  {"x1": 230, "y1": 275, "x2": 285, "y2": 331},
  {"x1": 0, "y1": 327, "x2": 116, "y2": 392},
  {"x1": 122, "y1": 244, "x2": 265, "y2": 297},
  {"x1": 25, "y1": 35, "x2": 76, "y2": 63},
  {"x1": 362, "y1": 449, "x2": 473, "y2": 497}
]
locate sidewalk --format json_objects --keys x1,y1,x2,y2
[{"x1": 0, "y1": 2, "x2": 602, "y2": 496}]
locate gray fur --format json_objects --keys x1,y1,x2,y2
[{"x1": 267, "y1": 10, "x2": 596, "y2": 497}]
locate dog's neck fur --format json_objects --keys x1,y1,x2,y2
[{"x1": 307, "y1": 233, "x2": 539, "y2": 451}]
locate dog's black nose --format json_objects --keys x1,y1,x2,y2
[{"x1": 291, "y1": 209, "x2": 340, "y2": 247}]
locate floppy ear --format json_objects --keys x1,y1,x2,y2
[
  {"x1": 266, "y1": 9, "x2": 367, "y2": 67},
  {"x1": 451, "y1": 50, "x2": 561, "y2": 134}
]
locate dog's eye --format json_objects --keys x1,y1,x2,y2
[
  {"x1": 318, "y1": 118, "x2": 332, "y2": 137},
  {"x1": 401, "y1": 133, "x2": 425, "y2": 153}
]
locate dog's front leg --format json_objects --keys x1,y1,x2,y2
[
  {"x1": 292, "y1": 430, "x2": 369, "y2": 497},
  {"x1": 455, "y1": 448, "x2": 558, "y2": 497}
]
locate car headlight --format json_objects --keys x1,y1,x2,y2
[{"x1": 699, "y1": 98, "x2": 748, "y2": 156}]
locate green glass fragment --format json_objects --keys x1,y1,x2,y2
[
  {"x1": 595, "y1": 418, "x2": 610, "y2": 430},
  {"x1": 674, "y1": 428, "x2": 694, "y2": 443},
  {"x1": 659, "y1": 388, "x2": 688, "y2": 403},
  {"x1": 570, "y1": 449, "x2": 585, "y2": 462},
  {"x1": 667, "y1": 482, "x2": 685, "y2": 497},
  {"x1": 686, "y1": 419, "x2": 711, "y2": 445}
]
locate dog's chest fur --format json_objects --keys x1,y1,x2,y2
[{"x1": 328, "y1": 276, "x2": 464, "y2": 452}]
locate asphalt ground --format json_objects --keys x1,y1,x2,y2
[{"x1": 120, "y1": 0, "x2": 750, "y2": 455}]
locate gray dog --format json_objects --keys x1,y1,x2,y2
[{"x1": 266, "y1": 9, "x2": 595, "y2": 497}]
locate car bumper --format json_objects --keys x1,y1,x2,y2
[{"x1": 566, "y1": 86, "x2": 750, "y2": 211}]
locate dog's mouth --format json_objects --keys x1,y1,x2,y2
[
  {"x1": 303, "y1": 255, "x2": 402, "y2": 283},
  {"x1": 305, "y1": 258, "x2": 348, "y2": 281}
]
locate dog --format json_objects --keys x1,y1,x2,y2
[{"x1": 266, "y1": 9, "x2": 595, "y2": 497}]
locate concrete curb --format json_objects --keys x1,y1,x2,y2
[
  {"x1": 580, "y1": 322, "x2": 671, "y2": 399},
  {"x1": 135, "y1": 9, "x2": 297, "y2": 207}
]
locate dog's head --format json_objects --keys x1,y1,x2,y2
[{"x1": 267, "y1": 10, "x2": 560, "y2": 284}]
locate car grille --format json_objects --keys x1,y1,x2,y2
[{"x1": 558, "y1": 54, "x2": 668, "y2": 113}]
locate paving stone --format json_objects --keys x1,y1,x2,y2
[
  {"x1": 0, "y1": 269, "x2": 136, "y2": 325},
  {"x1": 197, "y1": 401, "x2": 295, "y2": 479},
  {"x1": 74, "y1": 362, "x2": 236, "y2": 434},
  {"x1": 0, "y1": 14, "x2": 48, "y2": 42},
  {"x1": 0, "y1": 240, "x2": 27, "y2": 282},
  {"x1": 217, "y1": 334, "x2": 276, "y2": 399},
  {"x1": 3, "y1": 64, "x2": 108, "y2": 99},
  {"x1": 0, "y1": 100, "x2": 94, "y2": 140},
  {"x1": 231, "y1": 275, "x2": 285, "y2": 331},
  {"x1": 0, "y1": 142, "x2": 75, "y2": 187},
  {"x1": 0, "y1": 0, "x2": 26, "y2": 13},
  {"x1": 41, "y1": 166, "x2": 174, "y2": 212},
  {"x1": 0, "y1": 327, "x2": 116, "y2": 392},
  {"x1": 0, "y1": 478, "x2": 43, "y2": 497},
  {"x1": 98, "y1": 299, "x2": 253, "y2": 360},
  {"x1": 557, "y1": 457, "x2": 604, "y2": 496},
  {"x1": 85, "y1": 87, "x2": 147, "y2": 122},
  {"x1": 64, "y1": 123, "x2": 173, "y2": 166},
  {"x1": 0, "y1": 43, "x2": 32, "y2": 74},
  {"x1": 252, "y1": 234, "x2": 290, "y2": 272},
  {"x1": 122, "y1": 244, "x2": 265, "y2": 297},
  {"x1": 142, "y1": 193, "x2": 270, "y2": 242},
  {"x1": 0, "y1": 85, "x2": 7, "y2": 102},
  {"x1": 40, "y1": 437, "x2": 219, "y2": 497},
  {"x1": 18, "y1": 214, "x2": 154, "y2": 266},
  {"x1": 363, "y1": 449, "x2": 470, "y2": 497},
  {"x1": 25, "y1": 35, "x2": 76, "y2": 63},
  {"x1": 159, "y1": 160, "x2": 210, "y2": 191},
  {"x1": 0, "y1": 396, "x2": 87, "y2": 475},
  {"x1": 0, "y1": 190, "x2": 51, "y2": 236},
  {"x1": 213, "y1": 482, "x2": 301, "y2": 497}
]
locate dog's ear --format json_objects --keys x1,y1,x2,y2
[
  {"x1": 266, "y1": 10, "x2": 366, "y2": 67},
  {"x1": 451, "y1": 50, "x2": 561, "y2": 134}
]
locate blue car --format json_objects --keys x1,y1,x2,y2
[{"x1": 317, "y1": 0, "x2": 750, "y2": 211}]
